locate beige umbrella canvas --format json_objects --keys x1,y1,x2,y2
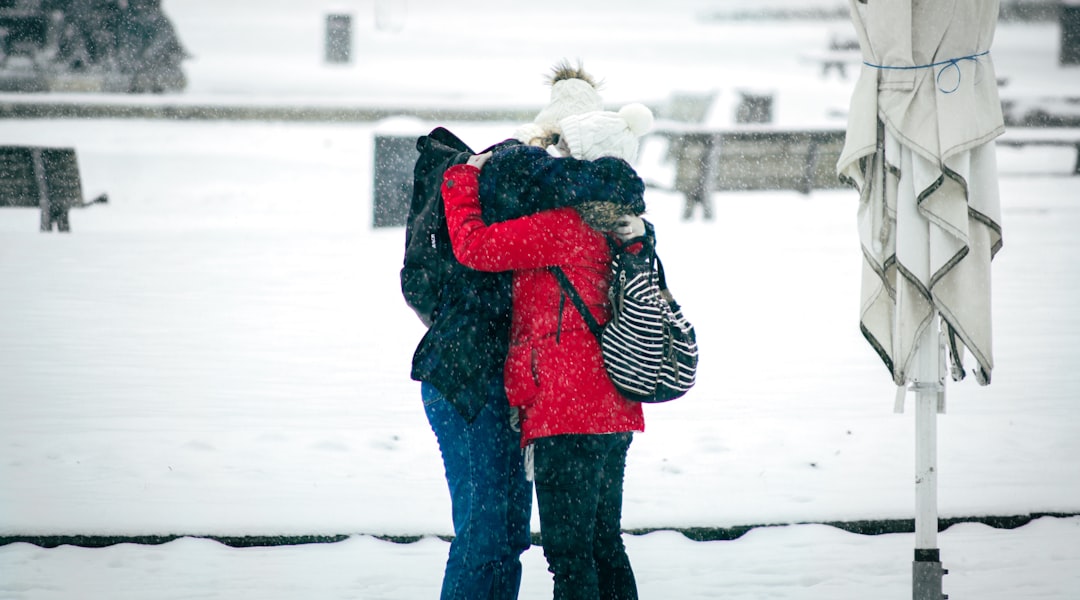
[{"x1": 837, "y1": 0, "x2": 1004, "y2": 597}]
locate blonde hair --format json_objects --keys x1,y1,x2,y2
[
  {"x1": 575, "y1": 201, "x2": 628, "y2": 231},
  {"x1": 526, "y1": 126, "x2": 562, "y2": 149}
]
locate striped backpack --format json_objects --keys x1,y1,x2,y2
[{"x1": 550, "y1": 221, "x2": 698, "y2": 403}]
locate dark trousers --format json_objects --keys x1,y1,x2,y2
[
  {"x1": 423, "y1": 382, "x2": 533, "y2": 600},
  {"x1": 533, "y1": 433, "x2": 638, "y2": 600}
]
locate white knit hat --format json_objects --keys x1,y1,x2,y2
[
  {"x1": 533, "y1": 78, "x2": 604, "y2": 126},
  {"x1": 558, "y1": 103, "x2": 655, "y2": 162},
  {"x1": 514, "y1": 77, "x2": 604, "y2": 145}
]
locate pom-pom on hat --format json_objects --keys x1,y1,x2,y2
[{"x1": 558, "y1": 103, "x2": 655, "y2": 162}]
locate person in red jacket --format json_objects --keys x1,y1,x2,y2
[{"x1": 442, "y1": 103, "x2": 653, "y2": 600}]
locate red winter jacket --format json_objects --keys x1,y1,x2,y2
[{"x1": 442, "y1": 164, "x2": 645, "y2": 446}]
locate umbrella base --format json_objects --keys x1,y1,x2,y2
[{"x1": 913, "y1": 549, "x2": 948, "y2": 600}]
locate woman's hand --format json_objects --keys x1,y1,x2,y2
[
  {"x1": 467, "y1": 151, "x2": 492, "y2": 170},
  {"x1": 613, "y1": 215, "x2": 645, "y2": 242}
]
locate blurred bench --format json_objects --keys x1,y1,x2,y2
[
  {"x1": 655, "y1": 125, "x2": 848, "y2": 197},
  {"x1": 0, "y1": 146, "x2": 106, "y2": 232},
  {"x1": 801, "y1": 49, "x2": 860, "y2": 79},
  {"x1": 653, "y1": 126, "x2": 1080, "y2": 213},
  {"x1": 995, "y1": 128, "x2": 1080, "y2": 175}
]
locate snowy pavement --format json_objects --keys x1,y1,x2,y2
[
  {"x1": 2, "y1": 1, "x2": 1080, "y2": 597},
  {"x1": 1, "y1": 117, "x2": 1078, "y2": 599},
  {"x1": 3, "y1": 517, "x2": 1079, "y2": 599}
]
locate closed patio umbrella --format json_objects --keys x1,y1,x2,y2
[{"x1": 836, "y1": 0, "x2": 1004, "y2": 598}]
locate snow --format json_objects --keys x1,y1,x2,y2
[
  {"x1": 3, "y1": 521, "x2": 1078, "y2": 599},
  {"x1": 2, "y1": 1, "x2": 1079, "y2": 598}
]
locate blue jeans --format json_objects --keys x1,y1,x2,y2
[
  {"x1": 423, "y1": 381, "x2": 533, "y2": 600},
  {"x1": 533, "y1": 433, "x2": 637, "y2": 600}
]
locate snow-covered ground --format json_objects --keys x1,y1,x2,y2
[{"x1": 2, "y1": 1, "x2": 1079, "y2": 598}]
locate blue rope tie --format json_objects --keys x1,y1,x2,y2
[{"x1": 863, "y1": 50, "x2": 989, "y2": 94}]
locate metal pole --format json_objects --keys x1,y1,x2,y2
[
  {"x1": 31, "y1": 148, "x2": 51, "y2": 232},
  {"x1": 913, "y1": 317, "x2": 947, "y2": 600}
]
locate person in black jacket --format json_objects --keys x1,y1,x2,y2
[{"x1": 400, "y1": 62, "x2": 645, "y2": 600}]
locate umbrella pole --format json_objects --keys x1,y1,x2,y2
[{"x1": 912, "y1": 317, "x2": 947, "y2": 600}]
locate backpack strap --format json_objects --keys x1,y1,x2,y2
[
  {"x1": 607, "y1": 223, "x2": 669, "y2": 290},
  {"x1": 548, "y1": 266, "x2": 604, "y2": 341},
  {"x1": 549, "y1": 220, "x2": 663, "y2": 342},
  {"x1": 620, "y1": 222, "x2": 675, "y2": 293}
]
